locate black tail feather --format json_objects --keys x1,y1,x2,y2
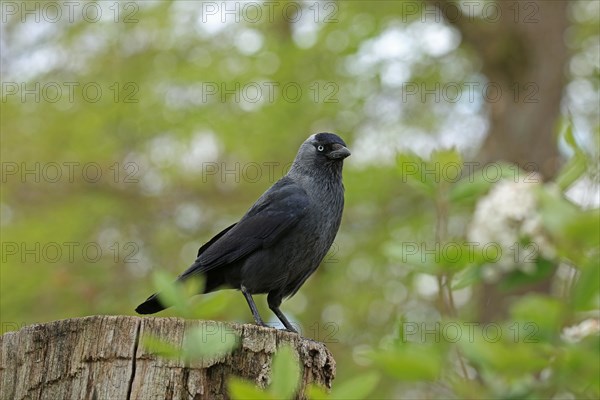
[{"x1": 135, "y1": 293, "x2": 166, "y2": 314}]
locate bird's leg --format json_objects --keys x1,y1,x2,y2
[
  {"x1": 267, "y1": 292, "x2": 298, "y2": 333},
  {"x1": 241, "y1": 285, "x2": 268, "y2": 327}
]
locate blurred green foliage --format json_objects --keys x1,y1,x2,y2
[
  {"x1": 370, "y1": 147, "x2": 598, "y2": 399},
  {"x1": 1, "y1": 1, "x2": 599, "y2": 399}
]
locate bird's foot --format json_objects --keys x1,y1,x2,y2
[{"x1": 254, "y1": 321, "x2": 270, "y2": 328}]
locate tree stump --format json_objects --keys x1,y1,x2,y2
[{"x1": 0, "y1": 315, "x2": 336, "y2": 399}]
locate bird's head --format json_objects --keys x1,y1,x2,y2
[
  {"x1": 290, "y1": 132, "x2": 351, "y2": 177},
  {"x1": 307, "y1": 133, "x2": 351, "y2": 161}
]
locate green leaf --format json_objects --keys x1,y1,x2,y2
[
  {"x1": 371, "y1": 343, "x2": 444, "y2": 381},
  {"x1": 556, "y1": 338, "x2": 600, "y2": 397},
  {"x1": 563, "y1": 208, "x2": 600, "y2": 250},
  {"x1": 396, "y1": 153, "x2": 435, "y2": 196},
  {"x1": 270, "y1": 344, "x2": 301, "y2": 399},
  {"x1": 555, "y1": 115, "x2": 590, "y2": 195},
  {"x1": 556, "y1": 153, "x2": 587, "y2": 191},
  {"x1": 183, "y1": 324, "x2": 240, "y2": 361},
  {"x1": 228, "y1": 377, "x2": 268, "y2": 400},
  {"x1": 538, "y1": 189, "x2": 598, "y2": 263},
  {"x1": 152, "y1": 271, "x2": 191, "y2": 317},
  {"x1": 510, "y1": 294, "x2": 565, "y2": 342},
  {"x1": 191, "y1": 290, "x2": 231, "y2": 319},
  {"x1": 460, "y1": 338, "x2": 550, "y2": 377},
  {"x1": 141, "y1": 324, "x2": 240, "y2": 364},
  {"x1": 437, "y1": 241, "x2": 478, "y2": 272},
  {"x1": 572, "y1": 259, "x2": 600, "y2": 311},
  {"x1": 330, "y1": 372, "x2": 380, "y2": 400},
  {"x1": 560, "y1": 116, "x2": 582, "y2": 155},
  {"x1": 430, "y1": 148, "x2": 463, "y2": 178},
  {"x1": 448, "y1": 172, "x2": 493, "y2": 204},
  {"x1": 305, "y1": 383, "x2": 329, "y2": 399},
  {"x1": 538, "y1": 188, "x2": 580, "y2": 232},
  {"x1": 141, "y1": 334, "x2": 182, "y2": 360},
  {"x1": 498, "y1": 258, "x2": 555, "y2": 292},
  {"x1": 449, "y1": 162, "x2": 525, "y2": 204},
  {"x1": 452, "y1": 264, "x2": 482, "y2": 290}
]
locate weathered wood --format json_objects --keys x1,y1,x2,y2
[{"x1": 0, "y1": 316, "x2": 335, "y2": 400}]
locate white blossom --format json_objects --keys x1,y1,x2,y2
[
  {"x1": 468, "y1": 175, "x2": 554, "y2": 279},
  {"x1": 561, "y1": 319, "x2": 600, "y2": 343}
]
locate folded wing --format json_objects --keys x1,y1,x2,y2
[{"x1": 177, "y1": 179, "x2": 309, "y2": 281}]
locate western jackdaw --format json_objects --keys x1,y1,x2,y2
[{"x1": 135, "y1": 132, "x2": 350, "y2": 332}]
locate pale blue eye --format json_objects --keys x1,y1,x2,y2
[{"x1": 317, "y1": 145, "x2": 324, "y2": 152}]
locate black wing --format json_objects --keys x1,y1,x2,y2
[
  {"x1": 177, "y1": 178, "x2": 309, "y2": 281},
  {"x1": 196, "y1": 223, "x2": 237, "y2": 258}
]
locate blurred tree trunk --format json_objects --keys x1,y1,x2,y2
[
  {"x1": 0, "y1": 316, "x2": 335, "y2": 400},
  {"x1": 431, "y1": 0, "x2": 569, "y2": 321},
  {"x1": 435, "y1": 0, "x2": 569, "y2": 179}
]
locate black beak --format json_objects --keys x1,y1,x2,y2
[{"x1": 328, "y1": 144, "x2": 351, "y2": 160}]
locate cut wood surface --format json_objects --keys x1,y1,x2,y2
[{"x1": 0, "y1": 315, "x2": 336, "y2": 400}]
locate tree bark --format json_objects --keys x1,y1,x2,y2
[{"x1": 0, "y1": 316, "x2": 336, "y2": 400}]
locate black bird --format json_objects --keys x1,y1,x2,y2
[{"x1": 135, "y1": 133, "x2": 350, "y2": 332}]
